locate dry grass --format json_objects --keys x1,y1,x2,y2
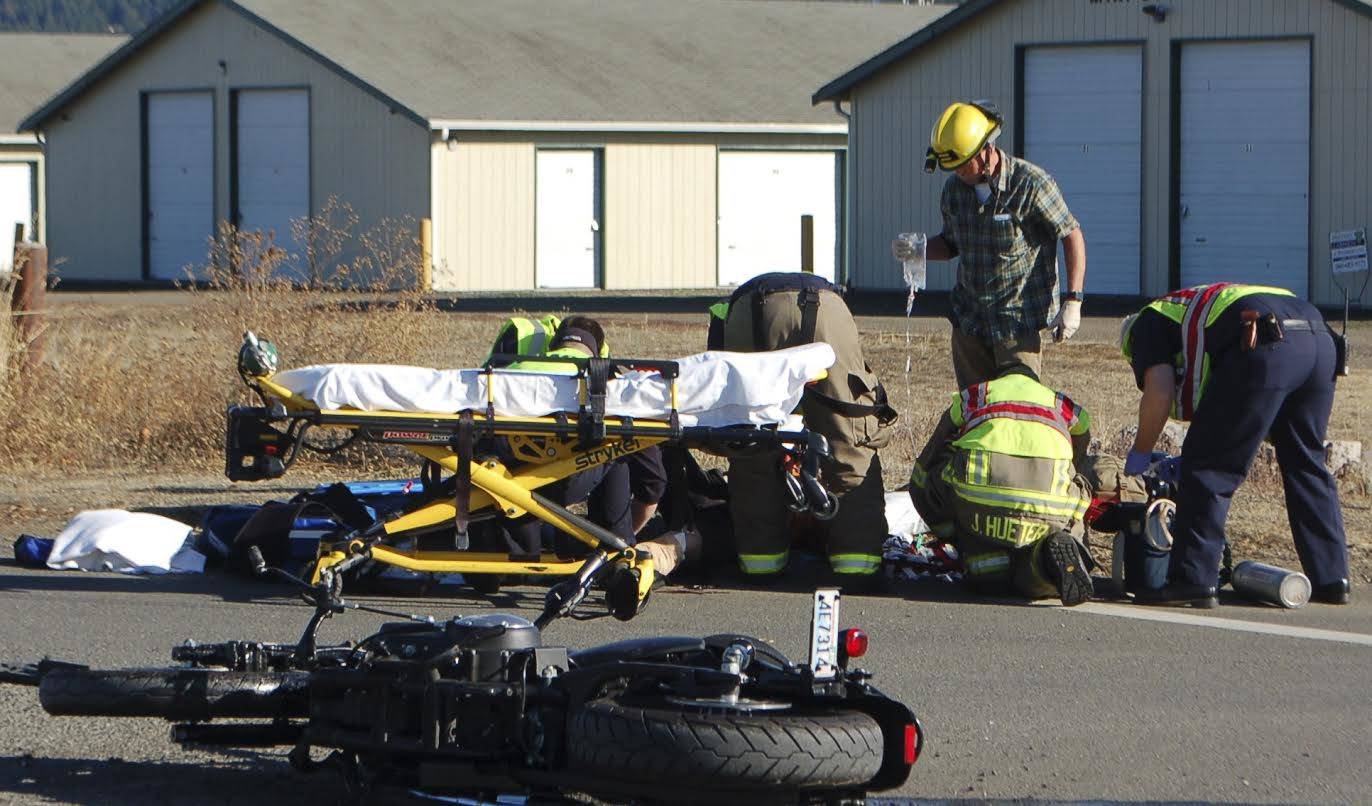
[{"x1": 1, "y1": 234, "x2": 1368, "y2": 580}]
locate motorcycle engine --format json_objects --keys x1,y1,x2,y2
[{"x1": 443, "y1": 613, "x2": 542, "y2": 682}]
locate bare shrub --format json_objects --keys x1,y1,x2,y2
[{"x1": 0, "y1": 200, "x2": 454, "y2": 473}]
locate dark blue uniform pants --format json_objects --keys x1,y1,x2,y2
[{"x1": 1172, "y1": 301, "x2": 1348, "y2": 588}]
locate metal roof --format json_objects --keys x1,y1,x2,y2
[
  {"x1": 0, "y1": 33, "x2": 126, "y2": 137},
  {"x1": 814, "y1": 0, "x2": 1372, "y2": 104},
  {"x1": 22, "y1": 0, "x2": 952, "y2": 133}
]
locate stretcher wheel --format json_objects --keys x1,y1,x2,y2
[{"x1": 465, "y1": 574, "x2": 504, "y2": 595}]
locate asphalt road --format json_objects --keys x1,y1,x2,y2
[{"x1": 0, "y1": 558, "x2": 1368, "y2": 806}]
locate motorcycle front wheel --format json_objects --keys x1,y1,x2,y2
[{"x1": 566, "y1": 693, "x2": 883, "y2": 791}]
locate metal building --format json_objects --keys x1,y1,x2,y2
[
  {"x1": 19, "y1": 0, "x2": 951, "y2": 290},
  {"x1": 0, "y1": 33, "x2": 125, "y2": 271},
  {"x1": 814, "y1": 0, "x2": 1372, "y2": 304}
]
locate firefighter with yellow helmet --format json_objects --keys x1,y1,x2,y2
[{"x1": 893, "y1": 100, "x2": 1087, "y2": 388}]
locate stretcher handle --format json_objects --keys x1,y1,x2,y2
[{"x1": 485, "y1": 353, "x2": 681, "y2": 379}]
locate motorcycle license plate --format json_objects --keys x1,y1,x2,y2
[{"x1": 808, "y1": 588, "x2": 841, "y2": 680}]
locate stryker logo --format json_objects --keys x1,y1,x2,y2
[{"x1": 573, "y1": 438, "x2": 639, "y2": 470}]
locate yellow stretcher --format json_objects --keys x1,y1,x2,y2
[{"x1": 226, "y1": 347, "x2": 835, "y2": 620}]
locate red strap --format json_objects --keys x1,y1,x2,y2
[{"x1": 1177, "y1": 283, "x2": 1233, "y2": 419}]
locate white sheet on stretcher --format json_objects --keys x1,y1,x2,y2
[{"x1": 270, "y1": 343, "x2": 835, "y2": 428}]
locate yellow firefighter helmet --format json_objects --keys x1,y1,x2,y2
[{"x1": 925, "y1": 101, "x2": 1004, "y2": 173}]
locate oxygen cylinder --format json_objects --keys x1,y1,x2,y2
[{"x1": 1230, "y1": 561, "x2": 1311, "y2": 609}]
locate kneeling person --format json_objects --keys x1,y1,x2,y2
[{"x1": 909, "y1": 364, "x2": 1094, "y2": 605}]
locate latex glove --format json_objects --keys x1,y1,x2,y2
[
  {"x1": 1124, "y1": 449, "x2": 1152, "y2": 477},
  {"x1": 892, "y1": 238, "x2": 919, "y2": 262},
  {"x1": 1050, "y1": 299, "x2": 1082, "y2": 343}
]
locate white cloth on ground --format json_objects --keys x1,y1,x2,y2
[
  {"x1": 270, "y1": 344, "x2": 836, "y2": 428},
  {"x1": 47, "y1": 510, "x2": 206, "y2": 574}
]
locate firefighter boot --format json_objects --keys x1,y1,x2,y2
[{"x1": 1042, "y1": 532, "x2": 1093, "y2": 607}]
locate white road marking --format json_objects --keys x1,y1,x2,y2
[{"x1": 1071, "y1": 601, "x2": 1372, "y2": 647}]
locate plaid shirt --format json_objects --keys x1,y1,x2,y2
[{"x1": 942, "y1": 151, "x2": 1079, "y2": 342}]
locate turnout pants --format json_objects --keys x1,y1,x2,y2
[
  {"x1": 723, "y1": 287, "x2": 890, "y2": 577},
  {"x1": 1171, "y1": 299, "x2": 1348, "y2": 589}
]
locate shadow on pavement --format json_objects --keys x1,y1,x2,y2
[{"x1": 0, "y1": 753, "x2": 406, "y2": 806}]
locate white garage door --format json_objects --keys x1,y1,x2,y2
[
  {"x1": 536, "y1": 150, "x2": 600, "y2": 288},
  {"x1": 0, "y1": 162, "x2": 33, "y2": 273},
  {"x1": 1024, "y1": 45, "x2": 1142, "y2": 295},
  {"x1": 235, "y1": 89, "x2": 309, "y2": 280},
  {"x1": 1180, "y1": 40, "x2": 1309, "y2": 295},
  {"x1": 718, "y1": 151, "x2": 837, "y2": 286},
  {"x1": 147, "y1": 91, "x2": 214, "y2": 281}
]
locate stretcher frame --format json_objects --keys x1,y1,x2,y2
[{"x1": 227, "y1": 353, "x2": 833, "y2": 613}]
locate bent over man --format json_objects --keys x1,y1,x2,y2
[
  {"x1": 1121, "y1": 283, "x2": 1350, "y2": 607},
  {"x1": 909, "y1": 364, "x2": 1095, "y2": 606},
  {"x1": 711, "y1": 272, "x2": 897, "y2": 592}
]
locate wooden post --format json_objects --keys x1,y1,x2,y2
[
  {"x1": 419, "y1": 217, "x2": 433, "y2": 291},
  {"x1": 12, "y1": 240, "x2": 48, "y2": 372},
  {"x1": 800, "y1": 214, "x2": 814, "y2": 273}
]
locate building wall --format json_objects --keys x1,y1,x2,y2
[
  {"x1": 430, "y1": 130, "x2": 844, "y2": 291},
  {"x1": 40, "y1": 1, "x2": 428, "y2": 282},
  {"x1": 848, "y1": 0, "x2": 1372, "y2": 304},
  {"x1": 0, "y1": 142, "x2": 43, "y2": 244}
]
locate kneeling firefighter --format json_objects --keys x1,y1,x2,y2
[
  {"x1": 708, "y1": 272, "x2": 898, "y2": 591},
  {"x1": 485, "y1": 315, "x2": 667, "y2": 549},
  {"x1": 909, "y1": 363, "x2": 1095, "y2": 606}
]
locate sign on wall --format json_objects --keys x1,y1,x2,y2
[{"x1": 1331, "y1": 229, "x2": 1369, "y2": 275}]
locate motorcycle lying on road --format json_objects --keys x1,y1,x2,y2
[{"x1": 1, "y1": 544, "x2": 922, "y2": 804}]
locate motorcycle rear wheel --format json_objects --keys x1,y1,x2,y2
[
  {"x1": 39, "y1": 667, "x2": 309, "y2": 720},
  {"x1": 567, "y1": 694, "x2": 883, "y2": 792}
]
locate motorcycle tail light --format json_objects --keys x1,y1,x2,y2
[
  {"x1": 841, "y1": 628, "x2": 868, "y2": 659},
  {"x1": 904, "y1": 723, "x2": 920, "y2": 765}
]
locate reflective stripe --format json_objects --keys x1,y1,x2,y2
[
  {"x1": 1050, "y1": 457, "x2": 1070, "y2": 497},
  {"x1": 738, "y1": 551, "x2": 788, "y2": 574},
  {"x1": 955, "y1": 379, "x2": 1081, "y2": 447},
  {"x1": 830, "y1": 554, "x2": 882, "y2": 574},
  {"x1": 946, "y1": 473, "x2": 1088, "y2": 520},
  {"x1": 966, "y1": 552, "x2": 1011, "y2": 576},
  {"x1": 961, "y1": 401, "x2": 1071, "y2": 441}
]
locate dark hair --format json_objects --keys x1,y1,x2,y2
[{"x1": 553, "y1": 315, "x2": 605, "y2": 356}]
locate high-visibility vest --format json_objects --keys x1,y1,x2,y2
[
  {"x1": 949, "y1": 373, "x2": 1089, "y2": 461},
  {"x1": 487, "y1": 315, "x2": 611, "y2": 365},
  {"x1": 505, "y1": 345, "x2": 591, "y2": 375},
  {"x1": 486, "y1": 315, "x2": 563, "y2": 364},
  {"x1": 1123, "y1": 283, "x2": 1294, "y2": 420},
  {"x1": 910, "y1": 373, "x2": 1091, "y2": 526}
]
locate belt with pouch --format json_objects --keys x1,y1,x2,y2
[{"x1": 1240, "y1": 311, "x2": 1318, "y2": 349}]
